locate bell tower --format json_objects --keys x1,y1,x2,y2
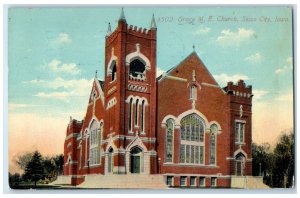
[{"x1": 103, "y1": 9, "x2": 157, "y2": 174}]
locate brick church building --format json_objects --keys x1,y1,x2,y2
[{"x1": 60, "y1": 9, "x2": 255, "y2": 188}]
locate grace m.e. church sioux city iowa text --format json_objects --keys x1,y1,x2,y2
[{"x1": 54, "y1": 9, "x2": 267, "y2": 189}]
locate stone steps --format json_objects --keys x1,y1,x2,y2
[
  {"x1": 77, "y1": 174, "x2": 168, "y2": 189},
  {"x1": 50, "y1": 175, "x2": 72, "y2": 185},
  {"x1": 231, "y1": 176, "x2": 269, "y2": 189}
]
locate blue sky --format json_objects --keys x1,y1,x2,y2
[{"x1": 8, "y1": 7, "x2": 293, "y2": 173}]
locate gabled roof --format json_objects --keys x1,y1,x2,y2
[{"x1": 157, "y1": 51, "x2": 221, "y2": 89}]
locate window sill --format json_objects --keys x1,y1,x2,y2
[
  {"x1": 89, "y1": 164, "x2": 102, "y2": 168},
  {"x1": 235, "y1": 142, "x2": 245, "y2": 145}
]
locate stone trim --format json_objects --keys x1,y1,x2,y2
[{"x1": 165, "y1": 75, "x2": 187, "y2": 82}]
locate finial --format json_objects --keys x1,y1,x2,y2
[
  {"x1": 95, "y1": 70, "x2": 98, "y2": 79},
  {"x1": 70, "y1": 116, "x2": 72, "y2": 123},
  {"x1": 150, "y1": 13, "x2": 157, "y2": 29},
  {"x1": 192, "y1": 44, "x2": 195, "y2": 52},
  {"x1": 107, "y1": 22, "x2": 112, "y2": 36},
  {"x1": 119, "y1": 7, "x2": 126, "y2": 21}
]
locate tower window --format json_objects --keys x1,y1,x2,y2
[
  {"x1": 129, "y1": 59, "x2": 146, "y2": 81},
  {"x1": 140, "y1": 100, "x2": 145, "y2": 132},
  {"x1": 129, "y1": 98, "x2": 133, "y2": 132},
  {"x1": 235, "y1": 121, "x2": 245, "y2": 143},
  {"x1": 135, "y1": 99, "x2": 139, "y2": 126},
  {"x1": 111, "y1": 62, "x2": 117, "y2": 81}
]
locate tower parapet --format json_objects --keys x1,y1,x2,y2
[{"x1": 224, "y1": 80, "x2": 253, "y2": 103}]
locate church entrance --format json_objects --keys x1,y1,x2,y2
[
  {"x1": 108, "y1": 147, "x2": 114, "y2": 174},
  {"x1": 235, "y1": 153, "x2": 245, "y2": 176},
  {"x1": 130, "y1": 147, "x2": 143, "y2": 174}
]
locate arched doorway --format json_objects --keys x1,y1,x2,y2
[
  {"x1": 108, "y1": 147, "x2": 114, "y2": 174},
  {"x1": 130, "y1": 146, "x2": 143, "y2": 174},
  {"x1": 235, "y1": 153, "x2": 245, "y2": 176}
]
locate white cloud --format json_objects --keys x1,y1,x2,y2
[
  {"x1": 55, "y1": 33, "x2": 72, "y2": 44},
  {"x1": 156, "y1": 67, "x2": 165, "y2": 77},
  {"x1": 22, "y1": 79, "x2": 45, "y2": 84},
  {"x1": 35, "y1": 91, "x2": 71, "y2": 102},
  {"x1": 193, "y1": 27, "x2": 211, "y2": 35},
  {"x1": 48, "y1": 59, "x2": 80, "y2": 75},
  {"x1": 35, "y1": 78, "x2": 94, "y2": 102},
  {"x1": 213, "y1": 73, "x2": 250, "y2": 87},
  {"x1": 275, "y1": 57, "x2": 293, "y2": 74},
  {"x1": 216, "y1": 28, "x2": 256, "y2": 47},
  {"x1": 8, "y1": 103, "x2": 40, "y2": 111},
  {"x1": 252, "y1": 89, "x2": 268, "y2": 100},
  {"x1": 245, "y1": 52, "x2": 263, "y2": 63}
]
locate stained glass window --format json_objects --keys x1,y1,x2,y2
[
  {"x1": 165, "y1": 119, "x2": 174, "y2": 163},
  {"x1": 180, "y1": 113, "x2": 205, "y2": 164},
  {"x1": 210, "y1": 124, "x2": 217, "y2": 165},
  {"x1": 89, "y1": 121, "x2": 101, "y2": 165}
]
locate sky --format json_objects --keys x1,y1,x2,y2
[{"x1": 7, "y1": 7, "x2": 294, "y2": 173}]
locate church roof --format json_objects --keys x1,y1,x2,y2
[
  {"x1": 157, "y1": 51, "x2": 221, "y2": 89},
  {"x1": 157, "y1": 51, "x2": 198, "y2": 82}
]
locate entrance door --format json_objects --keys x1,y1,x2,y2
[
  {"x1": 108, "y1": 147, "x2": 114, "y2": 173},
  {"x1": 130, "y1": 146, "x2": 142, "y2": 174},
  {"x1": 236, "y1": 161, "x2": 242, "y2": 176},
  {"x1": 235, "y1": 153, "x2": 245, "y2": 176},
  {"x1": 131, "y1": 155, "x2": 140, "y2": 173}
]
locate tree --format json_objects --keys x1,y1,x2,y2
[
  {"x1": 9, "y1": 172, "x2": 21, "y2": 188},
  {"x1": 16, "y1": 152, "x2": 33, "y2": 171},
  {"x1": 252, "y1": 142, "x2": 274, "y2": 186},
  {"x1": 43, "y1": 157, "x2": 56, "y2": 181},
  {"x1": 23, "y1": 151, "x2": 45, "y2": 187},
  {"x1": 53, "y1": 154, "x2": 64, "y2": 175},
  {"x1": 272, "y1": 131, "x2": 294, "y2": 188}
]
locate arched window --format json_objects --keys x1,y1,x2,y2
[
  {"x1": 140, "y1": 100, "x2": 145, "y2": 133},
  {"x1": 84, "y1": 130, "x2": 88, "y2": 166},
  {"x1": 111, "y1": 62, "x2": 117, "y2": 81},
  {"x1": 210, "y1": 124, "x2": 217, "y2": 165},
  {"x1": 165, "y1": 119, "x2": 174, "y2": 163},
  {"x1": 235, "y1": 153, "x2": 245, "y2": 176},
  {"x1": 190, "y1": 85, "x2": 197, "y2": 100},
  {"x1": 129, "y1": 98, "x2": 133, "y2": 132},
  {"x1": 179, "y1": 113, "x2": 205, "y2": 164},
  {"x1": 135, "y1": 99, "x2": 139, "y2": 126},
  {"x1": 129, "y1": 59, "x2": 146, "y2": 81},
  {"x1": 89, "y1": 120, "x2": 100, "y2": 165}
]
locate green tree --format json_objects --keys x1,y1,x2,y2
[
  {"x1": 43, "y1": 157, "x2": 56, "y2": 182},
  {"x1": 53, "y1": 154, "x2": 64, "y2": 175},
  {"x1": 23, "y1": 151, "x2": 44, "y2": 187},
  {"x1": 272, "y1": 131, "x2": 294, "y2": 188},
  {"x1": 252, "y1": 142, "x2": 274, "y2": 186}
]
